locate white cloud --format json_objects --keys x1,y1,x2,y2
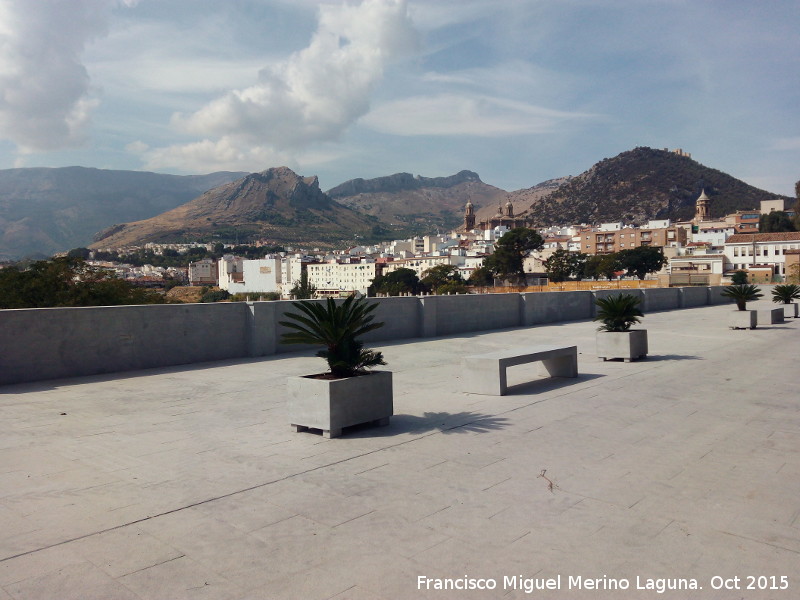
[
  {"x1": 0, "y1": 0, "x2": 117, "y2": 152},
  {"x1": 136, "y1": 135, "x2": 348, "y2": 175},
  {"x1": 361, "y1": 94, "x2": 599, "y2": 137},
  {"x1": 167, "y1": 0, "x2": 418, "y2": 156},
  {"x1": 138, "y1": 137, "x2": 285, "y2": 173}
]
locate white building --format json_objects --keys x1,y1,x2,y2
[
  {"x1": 306, "y1": 259, "x2": 378, "y2": 296},
  {"x1": 382, "y1": 254, "x2": 465, "y2": 279},
  {"x1": 692, "y1": 224, "x2": 736, "y2": 247},
  {"x1": 724, "y1": 232, "x2": 800, "y2": 278},
  {"x1": 218, "y1": 255, "x2": 303, "y2": 296}
]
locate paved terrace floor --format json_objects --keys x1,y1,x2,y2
[{"x1": 0, "y1": 303, "x2": 798, "y2": 600}]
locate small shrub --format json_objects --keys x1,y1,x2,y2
[
  {"x1": 594, "y1": 293, "x2": 643, "y2": 332},
  {"x1": 720, "y1": 284, "x2": 763, "y2": 310},
  {"x1": 772, "y1": 283, "x2": 800, "y2": 304}
]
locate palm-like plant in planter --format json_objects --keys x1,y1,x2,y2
[
  {"x1": 280, "y1": 295, "x2": 386, "y2": 377},
  {"x1": 279, "y1": 295, "x2": 392, "y2": 438},
  {"x1": 720, "y1": 284, "x2": 763, "y2": 329},
  {"x1": 594, "y1": 293, "x2": 647, "y2": 361},
  {"x1": 772, "y1": 283, "x2": 800, "y2": 318},
  {"x1": 772, "y1": 283, "x2": 800, "y2": 304},
  {"x1": 721, "y1": 284, "x2": 763, "y2": 311}
]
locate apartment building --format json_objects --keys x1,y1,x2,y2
[
  {"x1": 579, "y1": 221, "x2": 687, "y2": 255},
  {"x1": 188, "y1": 258, "x2": 218, "y2": 286},
  {"x1": 306, "y1": 258, "x2": 378, "y2": 296}
]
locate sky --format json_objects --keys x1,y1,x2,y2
[{"x1": 0, "y1": 0, "x2": 798, "y2": 196}]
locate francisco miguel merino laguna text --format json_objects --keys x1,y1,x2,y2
[{"x1": 417, "y1": 574, "x2": 701, "y2": 594}]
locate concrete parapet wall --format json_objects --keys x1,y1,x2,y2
[
  {"x1": 420, "y1": 293, "x2": 521, "y2": 337},
  {"x1": 364, "y1": 296, "x2": 422, "y2": 342},
  {"x1": 641, "y1": 287, "x2": 681, "y2": 312},
  {"x1": 707, "y1": 286, "x2": 730, "y2": 305},
  {"x1": 0, "y1": 303, "x2": 249, "y2": 385},
  {"x1": 679, "y1": 287, "x2": 710, "y2": 308},
  {"x1": 522, "y1": 291, "x2": 593, "y2": 325},
  {"x1": 0, "y1": 286, "x2": 731, "y2": 385}
]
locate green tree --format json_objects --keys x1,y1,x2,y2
[
  {"x1": 0, "y1": 257, "x2": 164, "y2": 308},
  {"x1": 794, "y1": 180, "x2": 800, "y2": 230},
  {"x1": 584, "y1": 253, "x2": 622, "y2": 280},
  {"x1": 369, "y1": 268, "x2": 421, "y2": 296},
  {"x1": 200, "y1": 289, "x2": 231, "y2": 303},
  {"x1": 435, "y1": 280, "x2": 468, "y2": 295},
  {"x1": 759, "y1": 211, "x2": 796, "y2": 233},
  {"x1": 543, "y1": 249, "x2": 587, "y2": 283},
  {"x1": 485, "y1": 228, "x2": 544, "y2": 284},
  {"x1": 618, "y1": 246, "x2": 667, "y2": 280},
  {"x1": 289, "y1": 269, "x2": 317, "y2": 299},
  {"x1": 420, "y1": 265, "x2": 465, "y2": 294},
  {"x1": 731, "y1": 270, "x2": 748, "y2": 285},
  {"x1": 468, "y1": 266, "x2": 494, "y2": 286}
]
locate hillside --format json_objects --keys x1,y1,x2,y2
[
  {"x1": 0, "y1": 167, "x2": 246, "y2": 260},
  {"x1": 520, "y1": 147, "x2": 789, "y2": 226},
  {"x1": 327, "y1": 170, "x2": 507, "y2": 233},
  {"x1": 475, "y1": 176, "x2": 573, "y2": 223},
  {"x1": 90, "y1": 167, "x2": 386, "y2": 249}
]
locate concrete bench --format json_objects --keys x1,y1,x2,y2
[{"x1": 462, "y1": 345, "x2": 578, "y2": 396}]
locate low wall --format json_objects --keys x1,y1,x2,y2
[
  {"x1": 0, "y1": 286, "x2": 744, "y2": 385},
  {"x1": 522, "y1": 290, "x2": 593, "y2": 324},
  {"x1": 0, "y1": 303, "x2": 249, "y2": 384},
  {"x1": 680, "y1": 287, "x2": 710, "y2": 308},
  {"x1": 642, "y1": 287, "x2": 681, "y2": 312}
]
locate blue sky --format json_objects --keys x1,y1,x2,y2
[{"x1": 0, "y1": 0, "x2": 798, "y2": 195}]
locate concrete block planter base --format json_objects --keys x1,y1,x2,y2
[
  {"x1": 287, "y1": 371, "x2": 393, "y2": 438},
  {"x1": 756, "y1": 307, "x2": 784, "y2": 325},
  {"x1": 596, "y1": 329, "x2": 648, "y2": 362},
  {"x1": 728, "y1": 310, "x2": 757, "y2": 329},
  {"x1": 779, "y1": 303, "x2": 799, "y2": 318}
]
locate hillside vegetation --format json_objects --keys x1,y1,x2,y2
[{"x1": 521, "y1": 147, "x2": 788, "y2": 225}]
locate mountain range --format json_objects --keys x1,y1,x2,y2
[
  {"x1": 327, "y1": 170, "x2": 506, "y2": 233},
  {"x1": 0, "y1": 167, "x2": 245, "y2": 260},
  {"x1": 90, "y1": 167, "x2": 383, "y2": 250},
  {"x1": 1, "y1": 147, "x2": 792, "y2": 259}
]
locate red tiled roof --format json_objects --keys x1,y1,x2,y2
[{"x1": 726, "y1": 232, "x2": 800, "y2": 243}]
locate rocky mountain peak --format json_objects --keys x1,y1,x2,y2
[{"x1": 326, "y1": 169, "x2": 483, "y2": 198}]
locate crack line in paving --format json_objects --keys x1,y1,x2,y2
[
  {"x1": 0, "y1": 361, "x2": 675, "y2": 565},
  {"x1": 0, "y1": 404, "x2": 531, "y2": 563}
]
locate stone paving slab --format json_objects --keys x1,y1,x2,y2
[{"x1": 0, "y1": 304, "x2": 798, "y2": 599}]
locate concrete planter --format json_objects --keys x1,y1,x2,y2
[
  {"x1": 778, "y1": 303, "x2": 799, "y2": 318},
  {"x1": 728, "y1": 310, "x2": 757, "y2": 329},
  {"x1": 756, "y1": 307, "x2": 784, "y2": 325},
  {"x1": 596, "y1": 329, "x2": 648, "y2": 362},
  {"x1": 287, "y1": 371, "x2": 393, "y2": 438}
]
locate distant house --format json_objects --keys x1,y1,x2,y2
[
  {"x1": 188, "y1": 258, "x2": 218, "y2": 286},
  {"x1": 724, "y1": 231, "x2": 800, "y2": 280}
]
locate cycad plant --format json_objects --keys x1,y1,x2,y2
[
  {"x1": 771, "y1": 283, "x2": 800, "y2": 304},
  {"x1": 594, "y1": 293, "x2": 644, "y2": 332},
  {"x1": 720, "y1": 284, "x2": 763, "y2": 311},
  {"x1": 280, "y1": 295, "x2": 386, "y2": 378}
]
